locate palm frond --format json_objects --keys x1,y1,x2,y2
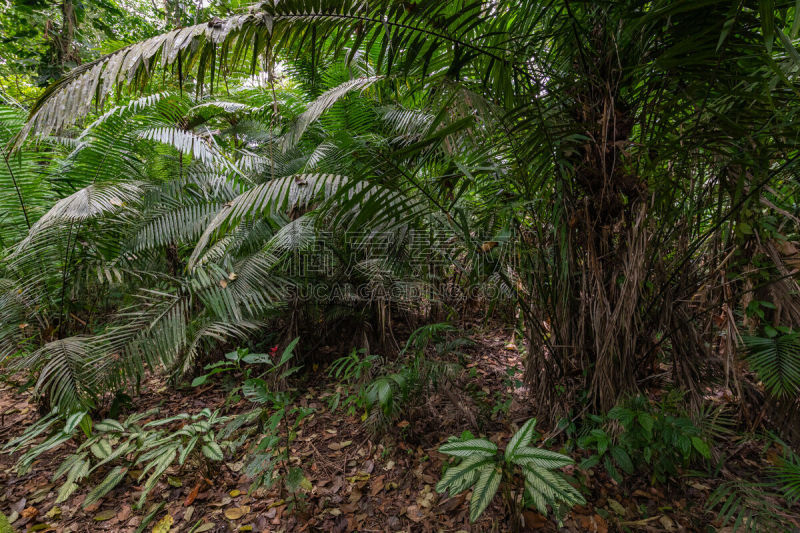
[
  {"x1": 189, "y1": 173, "x2": 347, "y2": 267},
  {"x1": 742, "y1": 334, "x2": 800, "y2": 398},
  {"x1": 281, "y1": 76, "x2": 383, "y2": 150}
]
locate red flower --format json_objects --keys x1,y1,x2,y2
[{"x1": 270, "y1": 345, "x2": 279, "y2": 357}]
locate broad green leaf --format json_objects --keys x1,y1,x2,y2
[
  {"x1": 579, "y1": 454, "x2": 600, "y2": 470},
  {"x1": 637, "y1": 413, "x2": 654, "y2": 438},
  {"x1": 92, "y1": 440, "x2": 136, "y2": 471},
  {"x1": 54, "y1": 452, "x2": 87, "y2": 481},
  {"x1": 610, "y1": 446, "x2": 634, "y2": 474},
  {"x1": 242, "y1": 378, "x2": 271, "y2": 403},
  {"x1": 778, "y1": 31, "x2": 800, "y2": 68},
  {"x1": 524, "y1": 466, "x2": 585, "y2": 513},
  {"x1": 78, "y1": 414, "x2": 93, "y2": 438},
  {"x1": 186, "y1": 420, "x2": 211, "y2": 433},
  {"x1": 144, "y1": 413, "x2": 191, "y2": 427},
  {"x1": 691, "y1": 437, "x2": 711, "y2": 459},
  {"x1": 56, "y1": 456, "x2": 90, "y2": 503},
  {"x1": 278, "y1": 337, "x2": 300, "y2": 366},
  {"x1": 57, "y1": 481, "x2": 80, "y2": 504},
  {"x1": 241, "y1": 353, "x2": 272, "y2": 364},
  {"x1": 604, "y1": 455, "x2": 622, "y2": 483}
]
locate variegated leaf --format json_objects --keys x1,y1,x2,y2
[
  {"x1": 512, "y1": 446, "x2": 574, "y2": 469},
  {"x1": 469, "y1": 465, "x2": 501, "y2": 522},
  {"x1": 436, "y1": 455, "x2": 495, "y2": 495},
  {"x1": 505, "y1": 418, "x2": 537, "y2": 461},
  {"x1": 83, "y1": 466, "x2": 127, "y2": 508},
  {"x1": 438, "y1": 438, "x2": 497, "y2": 458}
]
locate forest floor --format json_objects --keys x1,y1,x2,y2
[{"x1": 0, "y1": 323, "x2": 791, "y2": 532}]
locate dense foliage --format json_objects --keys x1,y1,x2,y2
[{"x1": 2, "y1": 0, "x2": 800, "y2": 529}]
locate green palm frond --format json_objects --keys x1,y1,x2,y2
[
  {"x1": 181, "y1": 319, "x2": 265, "y2": 375},
  {"x1": 133, "y1": 202, "x2": 223, "y2": 252},
  {"x1": 708, "y1": 480, "x2": 796, "y2": 532},
  {"x1": 16, "y1": 0, "x2": 521, "y2": 147},
  {"x1": 189, "y1": 173, "x2": 347, "y2": 266},
  {"x1": 18, "y1": 337, "x2": 98, "y2": 411},
  {"x1": 742, "y1": 333, "x2": 800, "y2": 398},
  {"x1": 773, "y1": 450, "x2": 800, "y2": 503},
  {"x1": 23, "y1": 182, "x2": 143, "y2": 231},
  {"x1": 138, "y1": 126, "x2": 234, "y2": 170},
  {"x1": 281, "y1": 75, "x2": 383, "y2": 150},
  {"x1": 13, "y1": 13, "x2": 256, "y2": 146},
  {"x1": 0, "y1": 106, "x2": 55, "y2": 246}
]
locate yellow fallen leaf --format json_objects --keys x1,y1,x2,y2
[
  {"x1": 607, "y1": 498, "x2": 627, "y2": 516},
  {"x1": 152, "y1": 513, "x2": 173, "y2": 533},
  {"x1": 224, "y1": 506, "x2": 250, "y2": 520},
  {"x1": 93, "y1": 510, "x2": 116, "y2": 521},
  {"x1": 347, "y1": 473, "x2": 370, "y2": 483},
  {"x1": 229, "y1": 489, "x2": 241, "y2": 497}
]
